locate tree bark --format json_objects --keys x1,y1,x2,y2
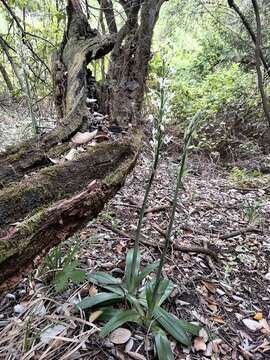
[
  {"x1": 251, "y1": 0, "x2": 270, "y2": 127},
  {"x1": 228, "y1": 0, "x2": 270, "y2": 78},
  {"x1": 0, "y1": 63, "x2": 14, "y2": 95},
  {"x1": 0, "y1": 0, "x2": 165, "y2": 292},
  {"x1": 0, "y1": 35, "x2": 25, "y2": 92}
]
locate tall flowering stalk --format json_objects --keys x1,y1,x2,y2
[
  {"x1": 129, "y1": 57, "x2": 169, "y2": 292},
  {"x1": 151, "y1": 111, "x2": 201, "y2": 307}
]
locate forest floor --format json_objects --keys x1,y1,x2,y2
[{"x1": 0, "y1": 128, "x2": 270, "y2": 359}]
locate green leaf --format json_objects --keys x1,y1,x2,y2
[
  {"x1": 98, "y1": 307, "x2": 122, "y2": 322},
  {"x1": 136, "y1": 261, "x2": 159, "y2": 285},
  {"x1": 54, "y1": 260, "x2": 85, "y2": 292},
  {"x1": 124, "y1": 249, "x2": 141, "y2": 291},
  {"x1": 71, "y1": 270, "x2": 86, "y2": 284},
  {"x1": 157, "y1": 307, "x2": 201, "y2": 336},
  {"x1": 153, "y1": 326, "x2": 175, "y2": 360},
  {"x1": 100, "y1": 309, "x2": 140, "y2": 337},
  {"x1": 88, "y1": 272, "x2": 122, "y2": 285},
  {"x1": 77, "y1": 293, "x2": 124, "y2": 310},
  {"x1": 87, "y1": 271, "x2": 124, "y2": 295},
  {"x1": 140, "y1": 278, "x2": 175, "y2": 309},
  {"x1": 102, "y1": 285, "x2": 125, "y2": 296},
  {"x1": 154, "y1": 307, "x2": 199, "y2": 346},
  {"x1": 63, "y1": 246, "x2": 78, "y2": 267},
  {"x1": 158, "y1": 280, "x2": 175, "y2": 306},
  {"x1": 146, "y1": 280, "x2": 155, "y2": 311},
  {"x1": 126, "y1": 294, "x2": 145, "y2": 318},
  {"x1": 155, "y1": 307, "x2": 201, "y2": 343},
  {"x1": 54, "y1": 271, "x2": 69, "y2": 292}
]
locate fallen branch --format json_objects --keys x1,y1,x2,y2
[
  {"x1": 140, "y1": 237, "x2": 219, "y2": 262},
  {"x1": 112, "y1": 203, "x2": 169, "y2": 214},
  {"x1": 144, "y1": 204, "x2": 169, "y2": 215},
  {"x1": 220, "y1": 227, "x2": 263, "y2": 240},
  {"x1": 101, "y1": 222, "x2": 219, "y2": 261}
]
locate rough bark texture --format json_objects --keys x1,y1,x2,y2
[
  {"x1": 0, "y1": 133, "x2": 141, "y2": 292},
  {"x1": 0, "y1": 0, "x2": 165, "y2": 291}
]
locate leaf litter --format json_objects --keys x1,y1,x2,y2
[{"x1": 0, "y1": 149, "x2": 270, "y2": 359}]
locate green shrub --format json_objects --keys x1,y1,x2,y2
[{"x1": 170, "y1": 63, "x2": 256, "y2": 123}]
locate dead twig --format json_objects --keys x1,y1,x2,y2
[
  {"x1": 101, "y1": 222, "x2": 130, "y2": 238},
  {"x1": 203, "y1": 238, "x2": 216, "y2": 271},
  {"x1": 220, "y1": 227, "x2": 263, "y2": 240},
  {"x1": 101, "y1": 221, "x2": 219, "y2": 261},
  {"x1": 144, "y1": 204, "x2": 169, "y2": 214},
  {"x1": 115, "y1": 202, "x2": 169, "y2": 215},
  {"x1": 140, "y1": 237, "x2": 220, "y2": 262}
]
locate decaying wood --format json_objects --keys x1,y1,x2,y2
[
  {"x1": 0, "y1": 140, "x2": 135, "y2": 235},
  {"x1": 219, "y1": 227, "x2": 263, "y2": 240},
  {"x1": 0, "y1": 134, "x2": 141, "y2": 292},
  {"x1": 0, "y1": 0, "x2": 165, "y2": 291}
]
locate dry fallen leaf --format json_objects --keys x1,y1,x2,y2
[
  {"x1": 48, "y1": 157, "x2": 64, "y2": 164},
  {"x1": 242, "y1": 318, "x2": 262, "y2": 331},
  {"x1": 116, "y1": 241, "x2": 125, "y2": 255},
  {"x1": 89, "y1": 285, "x2": 98, "y2": 297},
  {"x1": 125, "y1": 338, "x2": 134, "y2": 352},
  {"x1": 40, "y1": 325, "x2": 66, "y2": 344},
  {"x1": 65, "y1": 148, "x2": 77, "y2": 161},
  {"x1": 207, "y1": 303, "x2": 218, "y2": 313},
  {"x1": 202, "y1": 281, "x2": 217, "y2": 294},
  {"x1": 211, "y1": 339, "x2": 223, "y2": 353},
  {"x1": 204, "y1": 342, "x2": 213, "y2": 357},
  {"x1": 126, "y1": 352, "x2": 146, "y2": 360},
  {"x1": 210, "y1": 315, "x2": 225, "y2": 324},
  {"x1": 71, "y1": 130, "x2": 98, "y2": 145},
  {"x1": 89, "y1": 310, "x2": 103, "y2": 323},
  {"x1": 199, "y1": 328, "x2": 209, "y2": 342},
  {"x1": 254, "y1": 312, "x2": 263, "y2": 321},
  {"x1": 194, "y1": 336, "x2": 207, "y2": 351},
  {"x1": 110, "y1": 328, "x2": 131, "y2": 344},
  {"x1": 260, "y1": 319, "x2": 270, "y2": 335},
  {"x1": 115, "y1": 349, "x2": 125, "y2": 360},
  {"x1": 265, "y1": 272, "x2": 270, "y2": 281}
]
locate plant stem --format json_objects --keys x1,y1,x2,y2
[
  {"x1": 152, "y1": 112, "x2": 200, "y2": 307},
  {"x1": 129, "y1": 59, "x2": 166, "y2": 292},
  {"x1": 19, "y1": 37, "x2": 39, "y2": 135},
  {"x1": 251, "y1": 0, "x2": 270, "y2": 127}
]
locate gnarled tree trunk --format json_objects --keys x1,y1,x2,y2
[{"x1": 0, "y1": 0, "x2": 165, "y2": 292}]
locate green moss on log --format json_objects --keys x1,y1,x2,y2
[{"x1": 0, "y1": 139, "x2": 137, "y2": 233}]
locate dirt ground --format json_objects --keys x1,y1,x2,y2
[{"x1": 0, "y1": 141, "x2": 270, "y2": 359}]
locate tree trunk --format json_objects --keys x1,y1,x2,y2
[
  {"x1": 0, "y1": 63, "x2": 14, "y2": 95},
  {"x1": 0, "y1": 0, "x2": 164, "y2": 292}
]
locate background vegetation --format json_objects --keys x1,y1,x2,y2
[{"x1": 0, "y1": 0, "x2": 269, "y2": 158}]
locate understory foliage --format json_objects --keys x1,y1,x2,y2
[
  {"x1": 76, "y1": 114, "x2": 200, "y2": 360},
  {"x1": 40, "y1": 61, "x2": 201, "y2": 359},
  {"x1": 43, "y1": 245, "x2": 86, "y2": 292},
  {"x1": 0, "y1": 0, "x2": 269, "y2": 155},
  {"x1": 0, "y1": 0, "x2": 65, "y2": 97},
  {"x1": 1, "y1": 0, "x2": 269, "y2": 358},
  {"x1": 150, "y1": 0, "x2": 269, "y2": 155}
]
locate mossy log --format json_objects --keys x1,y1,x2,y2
[
  {"x1": 0, "y1": 0, "x2": 165, "y2": 291},
  {"x1": 0, "y1": 140, "x2": 136, "y2": 235},
  {"x1": 0, "y1": 132, "x2": 142, "y2": 292}
]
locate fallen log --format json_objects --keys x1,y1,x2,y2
[
  {"x1": 0, "y1": 0, "x2": 165, "y2": 291},
  {"x1": 0, "y1": 133, "x2": 141, "y2": 292},
  {"x1": 0, "y1": 140, "x2": 136, "y2": 234}
]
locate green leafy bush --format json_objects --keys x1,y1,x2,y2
[
  {"x1": 43, "y1": 245, "x2": 86, "y2": 292},
  {"x1": 170, "y1": 63, "x2": 256, "y2": 123}
]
